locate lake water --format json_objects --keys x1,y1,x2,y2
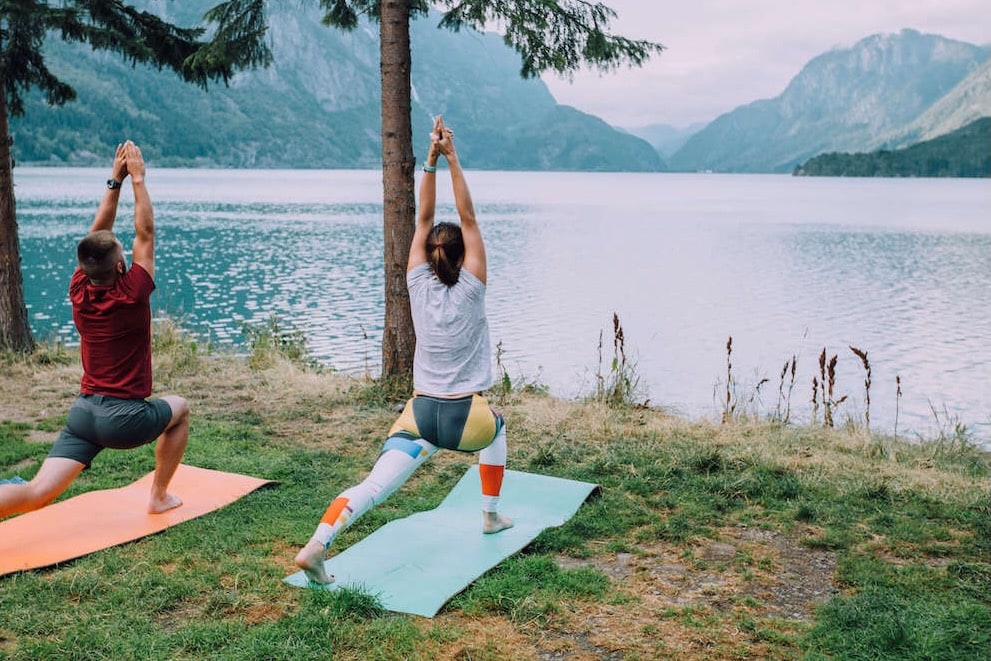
[{"x1": 13, "y1": 168, "x2": 991, "y2": 445}]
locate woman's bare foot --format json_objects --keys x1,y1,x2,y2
[
  {"x1": 148, "y1": 492, "x2": 182, "y2": 514},
  {"x1": 483, "y1": 511, "x2": 514, "y2": 534},
  {"x1": 295, "y1": 539, "x2": 335, "y2": 585}
]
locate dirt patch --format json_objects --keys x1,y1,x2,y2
[
  {"x1": 558, "y1": 527, "x2": 837, "y2": 622},
  {"x1": 545, "y1": 526, "x2": 837, "y2": 658},
  {"x1": 735, "y1": 527, "x2": 839, "y2": 620}
]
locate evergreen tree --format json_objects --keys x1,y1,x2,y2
[
  {"x1": 0, "y1": 0, "x2": 270, "y2": 352},
  {"x1": 320, "y1": 0, "x2": 663, "y2": 379}
]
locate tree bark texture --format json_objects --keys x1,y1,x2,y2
[
  {"x1": 378, "y1": 0, "x2": 416, "y2": 379},
  {"x1": 0, "y1": 71, "x2": 35, "y2": 354}
]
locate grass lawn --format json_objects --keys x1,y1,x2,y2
[{"x1": 1, "y1": 327, "x2": 988, "y2": 660}]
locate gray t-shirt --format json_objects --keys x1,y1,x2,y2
[{"x1": 408, "y1": 263, "x2": 493, "y2": 394}]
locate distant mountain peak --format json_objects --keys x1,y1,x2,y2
[{"x1": 669, "y1": 30, "x2": 989, "y2": 173}]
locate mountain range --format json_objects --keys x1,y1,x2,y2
[
  {"x1": 664, "y1": 29, "x2": 990, "y2": 173},
  {"x1": 10, "y1": 3, "x2": 662, "y2": 172},
  {"x1": 10, "y1": 12, "x2": 989, "y2": 174}
]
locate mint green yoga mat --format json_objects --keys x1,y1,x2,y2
[{"x1": 283, "y1": 467, "x2": 599, "y2": 617}]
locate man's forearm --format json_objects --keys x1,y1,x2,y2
[
  {"x1": 89, "y1": 186, "x2": 121, "y2": 233},
  {"x1": 132, "y1": 180, "x2": 154, "y2": 239}
]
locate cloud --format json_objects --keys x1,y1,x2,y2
[{"x1": 541, "y1": 0, "x2": 991, "y2": 128}]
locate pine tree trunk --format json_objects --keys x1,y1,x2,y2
[
  {"x1": 378, "y1": 0, "x2": 416, "y2": 380},
  {"x1": 0, "y1": 73, "x2": 35, "y2": 354}
]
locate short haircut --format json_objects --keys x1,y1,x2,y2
[{"x1": 77, "y1": 230, "x2": 121, "y2": 282}]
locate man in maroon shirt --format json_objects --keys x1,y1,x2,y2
[{"x1": 0, "y1": 141, "x2": 190, "y2": 519}]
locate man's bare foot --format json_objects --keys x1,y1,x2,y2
[
  {"x1": 148, "y1": 492, "x2": 182, "y2": 514},
  {"x1": 483, "y1": 511, "x2": 514, "y2": 534},
  {"x1": 295, "y1": 539, "x2": 335, "y2": 585}
]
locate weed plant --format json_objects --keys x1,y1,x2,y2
[
  {"x1": 718, "y1": 336, "x2": 770, "y2": 425},
  {"x1": 241, "y1": 314, "x2": 321, "y2": 372},
  {"x1": 776, "y1": 355, "x2": 798, "y2": 425},
  {"x1": 494, "y1": 340, "x2": 548, "y2": 400},
  {"x1": 591, "y1": 313, "x2": 645, "y2": 408}
]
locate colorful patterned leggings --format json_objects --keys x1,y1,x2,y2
[{"x1": 309, "y1": 394, "x2": 507, "y2": 549}]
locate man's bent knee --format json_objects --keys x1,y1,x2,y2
[{"x1": 161, "y1": 395, "x2": 190, "y2": 427}]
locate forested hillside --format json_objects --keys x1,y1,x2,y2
[
  {"x1": 793, "y1": 117, "x2": 991, "y2": 177},
  {"x1": 10, "y1": 3, "x2": 662, "y2": 172}
]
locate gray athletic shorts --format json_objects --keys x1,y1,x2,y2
[{"x1": 48, "y1": 394, "x2": 174, "y2": 467}]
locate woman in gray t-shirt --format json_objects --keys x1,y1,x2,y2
[{"x1": 295, "y1": 117, "x2": 512, "y2": 586}]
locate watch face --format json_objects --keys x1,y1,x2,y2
[{"x1": 107, "y1": 179, "x2": 121, "y2": 189}]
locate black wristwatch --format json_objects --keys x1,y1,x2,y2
[{"x1": 106, "y1": 178, "x2": 122, "y2": 190}]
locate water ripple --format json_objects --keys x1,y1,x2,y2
[{"x1": 14, "y1": 168, "x2": 991, "y2": 445}]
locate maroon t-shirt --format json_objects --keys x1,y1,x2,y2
[{"x1": 70, "y1": 263, "x2": 155, "y2": 399}]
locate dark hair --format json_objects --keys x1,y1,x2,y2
[
  {"x1": 77, "y1": 230, "x2": 122, "y2": 282},
  {"x1": 427, "y1": 222, "x2": 465, "y2": 286}
]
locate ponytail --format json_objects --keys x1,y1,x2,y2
[{"x1": 426, "y1": 222, "x2": 465, "y2": 286}]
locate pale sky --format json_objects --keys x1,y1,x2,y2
[{"x1": 540, "y1": 0, "x2": 991, "y2": 129}]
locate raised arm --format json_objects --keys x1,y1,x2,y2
[
  {"x1": 408, "y1": 116, "x2": 444, "y2": 271},
  {"x1": 444, "y1": 133, "x2": 485, "y2": 284},
  {"x1": 89, "y1": 143, "x2": 129, "y2": 234},
  {"x1": 124, "y1": 141, "x2": 155, "y2": 279}
]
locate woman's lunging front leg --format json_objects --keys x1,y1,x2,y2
[{"x1": 294, "y1": 437, "x2": 438, "y2": 584}]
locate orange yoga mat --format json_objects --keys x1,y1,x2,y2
[{"x1": 0, "y1": 464, "x2": 273, "y2": 577}]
